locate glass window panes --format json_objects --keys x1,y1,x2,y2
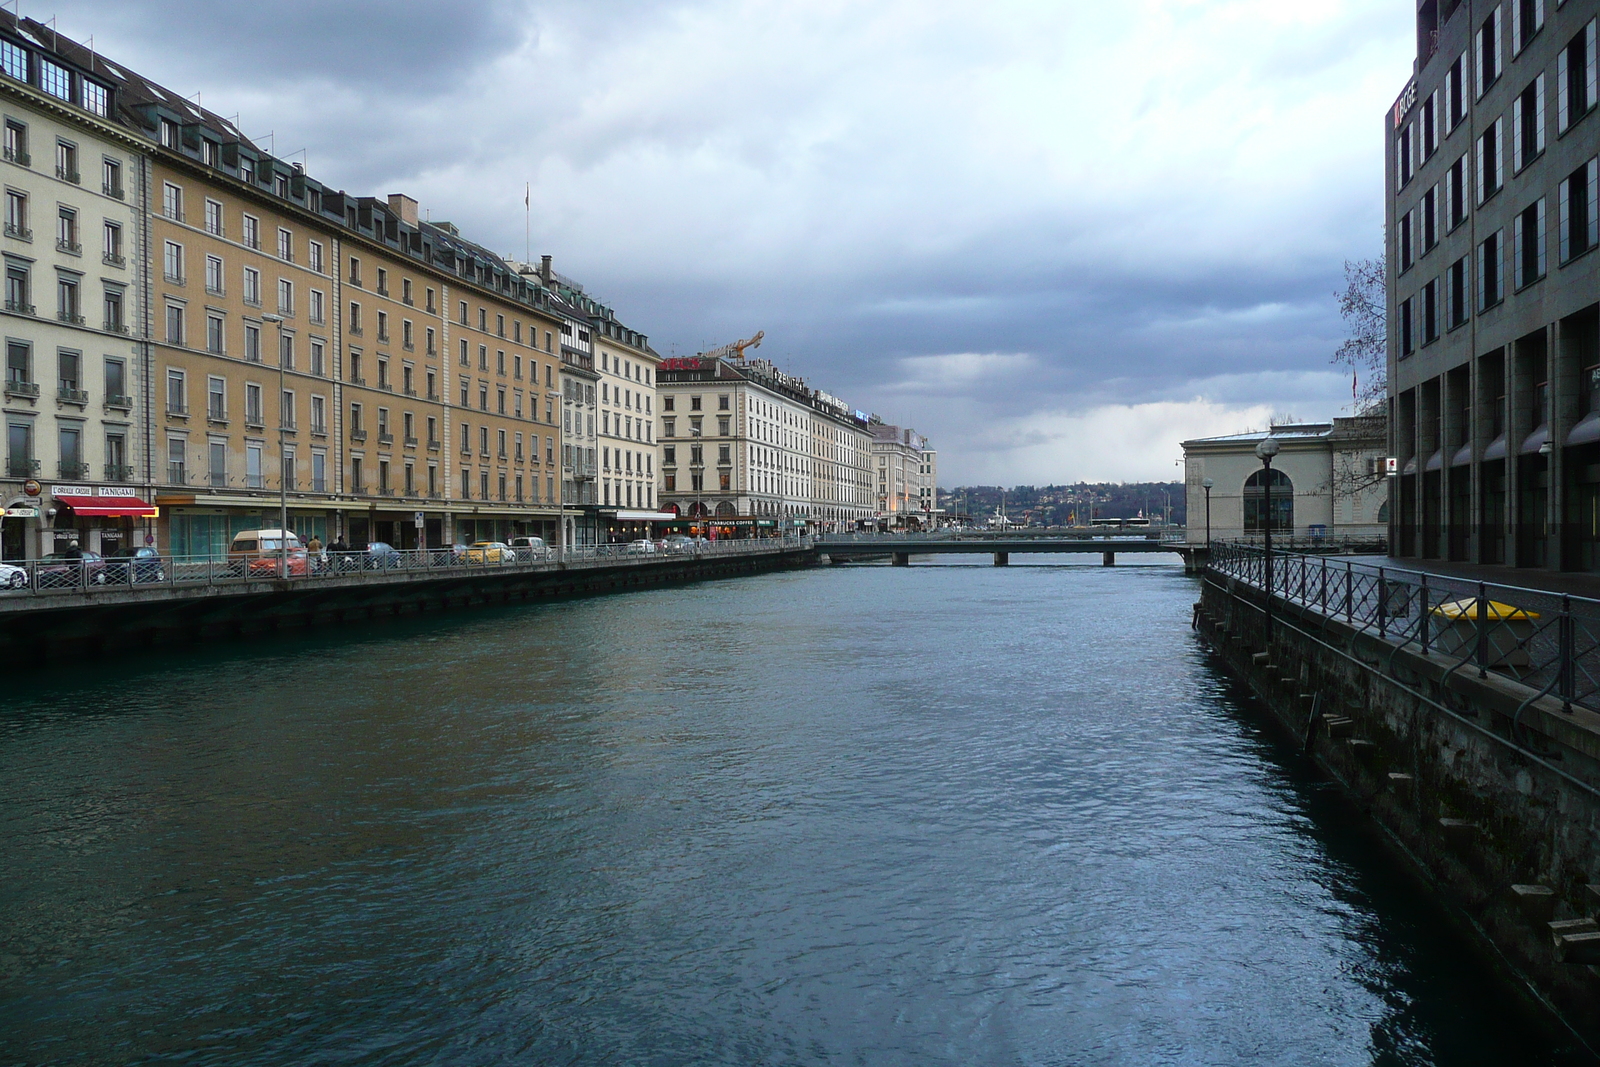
[
  {"x1": 0, "y1": 40, "x2": 25, "y2": 81},
  {"x1": 38, "y1": 60, "x2": 70, "y2": 102},
  {"x1": 81, "y1": 81, "x2": 107, "y2": 117}
]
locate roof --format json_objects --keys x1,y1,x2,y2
[{"x1": 1183, "y1": 416, "x2": 1385, "y2": 452}]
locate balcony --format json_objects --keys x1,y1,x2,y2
[
  {"x1": 348, "y1": 325, "x2": 363, "y2": 337},
  {"x1": 376, "y1": 331, "x2": 390, "y2": 345},
  {"x1": 245, "y1": 415, "x2": 264, "y2": 430},
  {"x1": 348, "y1": 376, "x2": 366, "y2": 387},
  {"x1": 379, "y1": 382, "x2": 393, "y2": 393},
  {"x1": 378, "y1": 431, "x2": 394, "y2": 446},
  {"x1": 402, "y1": 342, "x2": 414, "y2": 352},
  {"x1": 56, "y1": 239, "x2": 80, "y2": 255},
  {"x1": 56, "y1": 386, "x2": 88, "y2": 404},
  {"x1": 311, "y1": 423, "x2": 327, "y2": 436},
  {"x1": 166, "y1": 463, "x2": 185, "y2": 484},
  {"x1": 166, "y1": 403, "x2": 188, "y2": 417},
  {"x1": 56, "y1": 167, "x2": 80, "y2": 185},
  {"x1": 5, "y1": 299, "x2": 34, "y2": 316},
  {"x1": 103, "y1": 320, "x2": 128, "y2": 334},
  {"x1": 350, "y1": 428, "x2": 368, "y2": 443},
  {"x1": 57, "y1": 460, "x2": 89, "y2": 479},
  {"x1": 103, "y1": 182, "x2": 124, "y2": 200},
  {"x1": 208, "y1": 471, "x2": 226, "y2": 488},
  {"x1": 404, "y1": 436, "x2": 418, "y2": 448},
  {"x1": 206, "y1": 406, "x2": 227, "y2": 425},
  {"x1": 56, "y1": 311, "x2": 85, "y2": 326},
  {"x1": 4, "y1": 223, "x2": 30, "y2": 241},
  {"x1": 103, "y1": 393, "x2": 132, "y2": 411},
  {"x1": 404, "y1": 387, "x2": 417, "y2": 397},
  {"x1": 4, "y1": 148, "x2": 28, "y2": 167},
  {"x1": 7, "y1": 457, "x2": 37, "y2": 477},
  {"x1": 427, "y1": 439, "x2": 440, "y2": 451},
  {"x1": 4, "y1": 380, "x2": 38, "y2": 399},
  {"x1": 104, "y1": 463, "x2": 133, "y2": 481},
  {"x1": 426, "y1": 391, "x2": 439, "y2": 402}
]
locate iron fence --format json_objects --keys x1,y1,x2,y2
[
  {"x1": 0, "y1": 534, "x2": 810, "y2": 600},
  {"x1": 1207, "y1": 541, "x2": 1600, "y2": 717}
]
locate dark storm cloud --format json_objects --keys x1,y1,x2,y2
[{"x1": 40, "y1": 0, "x2": 1411, "y2": 481}]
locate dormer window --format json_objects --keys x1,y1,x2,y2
[
  {"x1": 238, "y1": 157, "x2": 254, "y2": 184},
  {"x1": 38, "y1": 59, "x2": 69, "y2": 102},
  {"x1": 0, "y1": 40, "x2": 25, "y2": 82},
  {"x1": 274, "y1": 173, "x2": 289, "y2": 198},
  {"x1": 201, "y1": 140, "x2": 218, "y2": 168}
]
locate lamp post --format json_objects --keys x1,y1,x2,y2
[
  {"x1": 261, "y1": 313, "x2": 289, "y2": 579},
  {"x1": 691, "y1": 428, "x2": 703, "y2": 543},
  {"x1": 1255, "y1": 437, "x2": 1281, "y2": 639},
  {"x1": 1201, "y1": 477, "x2": 1213, "y2": 546}
]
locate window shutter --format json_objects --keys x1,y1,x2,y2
[
  {"x1": 1484, "y1": 118, "x2": 1497, "y2": 189},
  {"x1": 1513, "y1": 98, "x2": 1524, "y2": 171},
  {"x1": 1559, "y1": 45, "x2": 1570, "y2": 131},
  {"x1": 1588, "y1": 158, "x2": 1599, "y2": 250},
  {"x1": 1536, "y1": 72, "x2": 1547, "y2": 153},
  {"x1": 1587, "y1": 21, "x2": 1598, "y2": 113},
  {"x1": 1475, "y1": 27, "x2": 1485, "y2": 97},
  {"x1": 1537, "y1": 197, "x2": 1547, "y2": 277},
  {"x1": 1561, "y1": 170, "x2": 1573, "y2": 261},
  {"x1": 1513, "y1": 211, "x2": 1525, "y2": 287},
  {"x1": 1476, "y1": 135, "x2": 1486, "y2": 203}
]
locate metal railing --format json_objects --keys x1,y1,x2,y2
[
  {"x1": 0, "y1": 535, "x2": 811, "y2": 600},
  {"x1": 1207, "y1": 541, "x2": 1600, "y2": 716}
]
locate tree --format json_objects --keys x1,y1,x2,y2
[{"x1": 1332, "y1": 256, "x2": 1386, "y2": 415}]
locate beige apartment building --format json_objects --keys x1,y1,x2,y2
[
  {"x1": 0, "y1": 19, "x2": 151, "y2": 560},
  {"x1": 869, "y1": 420, "x2": 937, "y2": 530}
]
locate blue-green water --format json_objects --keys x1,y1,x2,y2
[{"x1": 0, "y1": 559, "x2": 1584, "y2": 1065}]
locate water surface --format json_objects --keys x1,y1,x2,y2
[{"x1": 0, "y1": 558, "x2": 1584, "y2": 1064}]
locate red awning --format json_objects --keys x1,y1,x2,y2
[{"x1": 54, "y1": 493, "x2": 158, "y2": 518}]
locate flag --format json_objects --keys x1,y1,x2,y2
[
  {"x1": 525, "y1": 183, "x2": 529, "y2": 208},
  {"x1": 1352, "y1": 372, "x2": 1358, "y2": 402}
]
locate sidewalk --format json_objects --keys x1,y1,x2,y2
[{"x1": 1367, "y1": 555, "x2": 1600, "y2": 601}]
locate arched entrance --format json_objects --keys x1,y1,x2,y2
[{"x1": 1243, "y1": 468, "x2": 1293, "y2": 533}]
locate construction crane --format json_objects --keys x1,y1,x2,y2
[{"x1": 701, "y1": 330, "x2": 764, "y2": 361}]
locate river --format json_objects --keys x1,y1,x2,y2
[{"x1": 0, "y1": 557, "x2": 1586, "y2": 1065}]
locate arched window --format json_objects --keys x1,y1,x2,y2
[
  {"x1": 1243, "y1": 468, "x2": 1293, "y2": 532},
  {"x1": 715, "y1": 501, "x2": 736, "y2": 517}
]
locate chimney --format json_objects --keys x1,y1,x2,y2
[
  {"x1": 540, "y1": 254, "x2": 552, "y2": 284},
  {"x1": 387, "y1": 193, "x2": 419, "y2": 227}
]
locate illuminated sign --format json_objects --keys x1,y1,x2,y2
[{"x1": 659, "y1": 358, "x2": 704, "y2": 371}]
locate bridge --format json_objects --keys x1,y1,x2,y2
[{"x1": 818, "y1": 532, "x2": 1202, "y2": 570}]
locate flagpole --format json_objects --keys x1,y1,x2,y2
[{"x1": 525, "y1": 182, "x2": 530, "y2": 264}]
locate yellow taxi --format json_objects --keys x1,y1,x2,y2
[{"x1": 463, "y1": 540, "x2": 515, "y2": 564}]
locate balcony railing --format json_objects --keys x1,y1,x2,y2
[
  {"x1": 103, "y1": 320, "x2": 127, "y2": 334},
  {"x1": 105, "y1": 393, "x2": 132, "y2": 410},
  {"x1": 350, "y1": 428, "x2": 367, "y2": 442},
  {"x1": 6, "y1": 299, "x2": 35, "y2": 315},
  {"x1": 4, "y1": 223, "x2": 29, "y2": 241},
  {"x1": 167, "y1": 463, "x2": 186, "y2": 483},
  {"x1": 4, "y1": 148, "x2": 28, "y2": 167},
  {"x1": 5, "y1": 380, "x2": 38, "y2": 398},
  {"x1": 56, "y1": 386, "x2": 87, "y2": 404},
  {"x1": 56, "y1": 311, "x2": 85, "y2": 326},
  {"x1": 57, "y1": 460, "x2": 89, "y2": 478},
  {"x1": 103, "y1": 252, "x2": 125, "y2": 268},
  {"x1": 166, "y1": 403, "x2": 188, "y2": 417},
  {"x1": 103, "y1": 182, "x2": 124, "y2": 200},
  {"x1": 56, "y1": 167, "x2": 79, "y2": 184},
  {"x1": 7, "y1": 457, "x2": 38, "y2": 477},
  {"x1": 378, "y1": 432, "x2": 394, "y2": 445},
  {"x1": 56, "y1": 239, "x2": 80, "y2": 254},
  {"x1": 104, "y1": 463, "x2": 134, "y2": 481},
  {"x1": 404, "y1": 436, "x2": 418, "y2": 448}
]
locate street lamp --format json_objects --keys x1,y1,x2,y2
[
  {"x1": 690, "y1": 428, "x2": 703, "y2": 542},
  {"x1": 1255, "y1": 436, "x2": 1281, "y2": 639},
  {"x1": 1201, "y1": 477, "x2": 1214, "y2": 547},
  {"x1": 261, "y1": 313, "x2": 289, "y2": 579}
]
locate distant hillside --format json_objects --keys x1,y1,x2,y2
[{"x1": 941, "y1": 482, "x2": 1185, "y2": 527}]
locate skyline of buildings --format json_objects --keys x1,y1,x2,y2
[{"x1": 0, "y1": 10, "x2": 935, "y2": 560}]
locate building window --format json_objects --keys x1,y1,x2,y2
[
  {"x1": 277, "y1": 228, "x2": 293, "y2": 262},
  {"x1": 1396, "y1": 123, "x2": 1413, "y2": 189},
  {"x1": 1448, "y1": 154, "x2": 1467, "y2": 230},
  {"x1": 204, "y1": 199, "x2": 223, "y2": 236},
  {"x1": 101, "y1": 157, "x2": 121, "y2": 199},
  {"x1": 312, "y1": 394, "x2": 327, "y2": 435},
  {"x1": 310, "y1": 288, "x2": 325, "y2": 325},
  {"x1": 205, "y1": 255, "x2": 224, "y2": 295},
  {"x1": 206, "y1": 313, "x2": 224, "y2": 355},
  {"x1": 1514, "y1": 198, "x2": 1547, "y2": 288},
  {"x1": 208, "y1": 377, "x2": 226, "y2": 421},
  {"x1": 277, "y1": 278, "x2": 293, "y2": 315},
  {"x1": 1513, "y1": 75, "x2": 1546, "y2": 173},
  {"x1": 3, "y1": 190, "x2": 24, "y2": 241},
  {"x1": 1557, "y1": 19, "x2": 1597, "y2": 133},
  {"x1": 166, "y1": 368, "x2": 185, "y2": 415},
  {"x1": 166, "y1": 437, "x2": 184, "y2": 483},
  {"x1": 0, "y1": 40, "x2": 24, "y2": 83},
  {"x1": 1399, "y1": 296, "x2": 1414, "y2": 358},
  {"x1": 243, "y1": 267, "x2": 261, "y2": 306},
  {"x1": 1475, "y1": 6, "x2": 1503, "y2": 98},
  {"x1": 102, "y1": 287, "x2": 122, "y2": 332},
  {"x1": 308, "y1": 241, "x2": 324, "y2": 275},
  {"x1": 39, "y1": 59, "x2": 70, "y2": 102},
  {"x1": 1476, "y1": 117, "x2": 1503, "y2": 203},
  {"x1": 1421, "y1": 279, "x2": 1438, "y2": 345},
  {"x1": 244, "y1": 323, "x2": 261, "y2": 363},
  {"x1": 1478, "y1": 230, "x2": 1504, "y2": 309},
  {"x1": 104, "y1": 357, "x2": 126, "y2": 405},
  {"x1": 245, "y1": 382, "x2": 263, "y2": 427},
  {"x1": 163, "y1": 182, "x2": 183, "y2": 221},
  {"x1": 311, "y1": 341, "x2": 325, "y2": 378},
  {"x1": 1560, "y1": 157, "x2": 1599, "y2": 262},
  {"x1": 242, "y1": 214, "x2": 259, "y2": 251},
  {"x1": 163, "y1": 241, "x2": 184, "y2": 283},
  {"x1": 55, "y1": 206, "x2": 76, "y2": 253},
  {"x1": 165, "y1": 304, "x2": 184, "y2": 345}
]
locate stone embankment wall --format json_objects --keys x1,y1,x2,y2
[
  {"x1": 0, "y1": 547, "x2": 819, "y2": 658},
  {"x1": 1195, "y1": 573, "x2": 1600, "y2": 1046}
]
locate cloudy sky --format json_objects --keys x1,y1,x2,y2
[{"x1": 49, "y1": 0, "x2": 1410, "y2": 485}]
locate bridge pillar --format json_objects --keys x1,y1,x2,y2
[
  {"x1": 993, "y1": 552, "x2": 1008, "y2": 566},
  {"x1": 1102, "y1": 551, "x2": 1115, "y2": 567},
  {"x1": 891, "y1": 552, "x2": 909, "y2": 567}
]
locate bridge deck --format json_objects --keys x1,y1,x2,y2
[{"x1": 821, "y1": 538, "x2": 1191, "y2": 555}]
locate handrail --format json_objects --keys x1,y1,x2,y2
[
  {"x1": 1206, "y1": 541, "x2": 1600, "y2": 716},
  {"x1": 0, "y1": 535, "x2": 811, "y2": 600}
]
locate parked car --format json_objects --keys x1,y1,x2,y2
[
  {"x1": 228, "y1": 529, "x2": 310, "y2": 577},
  {"x1": 0, "y1": 560, "x2": 26, "y2": 589},
  {"x1": 625, "y1": 538, "x2": 657, "y2": 555},
  {"x1": 37, "y1": 550, "x2": 106, "y2": 588},
  {"x1": 463, "y1": 541, "x2": 515, "y2": 564},
  {"x1": 660, "y1": 535, "x2": 696, "y2": 554},
  {"x1": 335, "y1": 541, "x2": 404, "y2": 571},
  {"x1": 102, "y1": 545, "x2": 166, "y2": 585},
  {"x1": 508, "y1": 535, "x2": 549, "y2": 561}
]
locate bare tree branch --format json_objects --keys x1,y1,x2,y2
[{"x1": 1332, "y1": 256, "x2": 1387, "y2": 415}]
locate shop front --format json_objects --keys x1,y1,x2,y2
[
  {"x1": 601, "y1": 509, "x2": 678, "y2": 543},
  {"x1": 42, "y1": 485, "x2": 159, "y2": 558}
]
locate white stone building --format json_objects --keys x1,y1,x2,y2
[{"x1": 1182, "y1": 417, "x2": 1389, "y2": 546}]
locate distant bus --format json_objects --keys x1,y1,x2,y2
[{"x1": 1089, "y1": 517, "x2": 1150, "y2": 528}]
